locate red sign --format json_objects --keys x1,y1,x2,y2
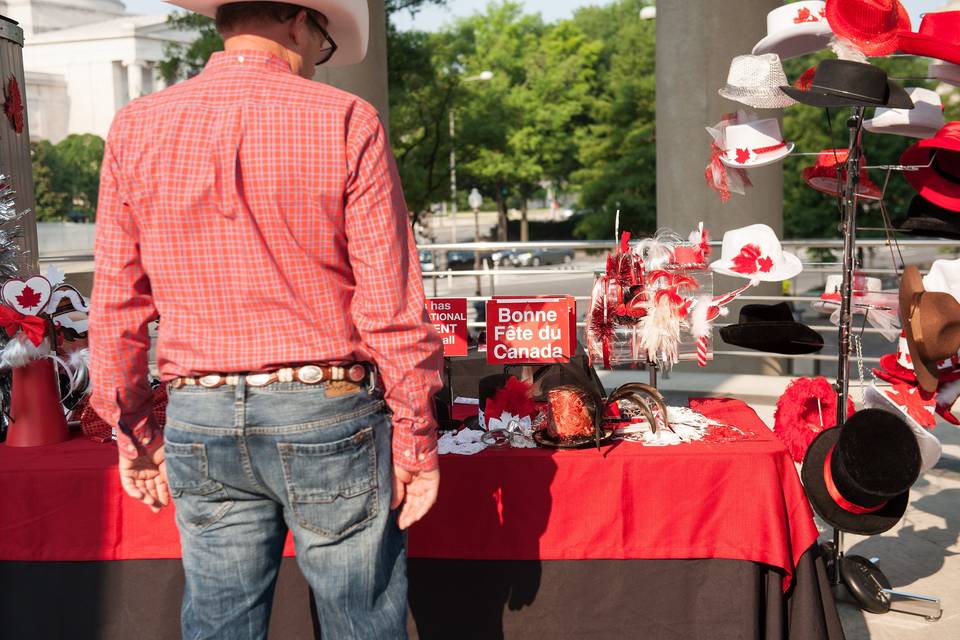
[
  {"x1": 426, "y1": 298, "x2": 468, "y2": 357},
  {"x1": 486, "y1": 296, "x2": 576, "y2": 364}
]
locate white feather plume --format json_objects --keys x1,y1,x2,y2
[
  {"x1": 830, "y1": 36, "x2": 868, "y2": 63},
  {"x1": 690, "y1": 295, "x2": 713, "y2": 340},
  {"x1": 0, "y1": 334, "x2": 51, "y2": 369}
]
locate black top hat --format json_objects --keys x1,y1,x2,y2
[
  {"x1": 719, "y1": 302, "x2": 824, "y2": 355},
  {"x1": 780, "y1": 59, "x2": 913, "y2": 109},
  {"x1": 801, "y1": 409, "x2": 920, "y2": 535},
  {"x1": 898, "y1": 194, "x2": 960, "y2": 240}
]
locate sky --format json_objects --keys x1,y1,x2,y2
[{"x1": 126, "y1": 0, "x2": 950, "y2": 32}]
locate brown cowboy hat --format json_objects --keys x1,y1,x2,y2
[{"x1": 899, "y1": 265, "x2": 960, "y2": 392}]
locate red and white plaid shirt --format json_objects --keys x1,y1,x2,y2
[{"x1": 89, "y1": 50, "x2": 444, "y2": 471}]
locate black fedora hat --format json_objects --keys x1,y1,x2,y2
[
  {"x1": 719, "y1": 302, "x2": 824, "y2": 355},
  {"x1": 781, "y1": 59, "x2": 913, "y2": 109},
  {"x1": 898, "y1": 195, "x2": 960, "y2": 240},
  {"x1": 802, "y1": 409, "x2": 920, "y2": 535}
]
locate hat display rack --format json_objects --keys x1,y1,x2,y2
[{"x1": 712, "y1": 1, "x2": 952, "y2": 621}]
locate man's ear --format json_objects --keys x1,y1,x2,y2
[{"x1": 288, "y1": 9, "x2": 308, "y2": 46}]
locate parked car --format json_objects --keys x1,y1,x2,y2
[
  {"x1": 419, "y1": 250, "x2": 436, "y2": 272},
  {"x1": 511, "y1": 247, "x2": 575, "y2": 267},
  {"x1": 446, "y1": 250, "x2": 478, "y2": 270},
  {"x1": 487, "y1": 249, "x2": 518, "y2": 267}
]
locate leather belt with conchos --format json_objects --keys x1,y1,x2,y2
[{"x1": 170, "y1": 364, "x2": 369, "y2": 389}]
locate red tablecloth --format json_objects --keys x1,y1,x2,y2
[
  {"x1": 0, "y1": 398, "x2": 818, "y2": 590},
  {"x1": 0, "y1": 438, "x2": 297, "y2": 562},
  {"x1": 408, "y1": 398, "x2": 819, "y2": 590}
]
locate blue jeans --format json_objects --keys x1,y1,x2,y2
[{"x1": 164, "y1": 379, "x2": 407, "y2": 640}]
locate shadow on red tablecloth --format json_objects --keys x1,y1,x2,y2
[{"x1": 407, "y1": 449, "x2": 558, "y2": 639}]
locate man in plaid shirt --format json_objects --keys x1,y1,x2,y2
[{"x1": 89, "y1": 1, "x2": 443, "y2": 637}]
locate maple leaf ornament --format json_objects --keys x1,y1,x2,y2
[
  {"x1": 757, "y1": 256, "x2": 774, "y2": 273},
  {"x1": 16, "y1": 285, "x2": 42, "y2": 310},
  {"x1": 4, "y1": 75, "x2": 24, "y2": 134},
  {"x1": 735, "y1": 148, "x2": 751, "y2": 164}
]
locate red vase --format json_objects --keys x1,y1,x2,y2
[{"x1": 5, "y1": 358, "x2": 69, "y2": 447}]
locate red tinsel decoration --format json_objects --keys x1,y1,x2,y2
[
  {"x1": 774, "y1": 377, "x2": 854, "y2": 463},
  {"x1": 4, "y1": 75, "x2": 24, "y2": 134}
]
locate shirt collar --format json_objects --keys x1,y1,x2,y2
[{"x1": 204, "y1": 50, "x2": 293, "y2": 75}]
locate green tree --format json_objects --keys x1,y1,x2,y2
[
  {"x1": 50, "y1": 134, "x2": 106, "y2": 220},
  {"x1": 157, "y1": 13, "x2": 222, "y2": 84},
  {"x1": 570, "y1": 0, "x2": 656, "y2": 239},
  {"x1": 30, "y1": 141, "x2": 69, "y2": 221}
]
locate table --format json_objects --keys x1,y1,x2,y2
[{"x1": 0, "y1": 399, "x2": 843, "y2": 639}]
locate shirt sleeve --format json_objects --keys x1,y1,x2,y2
[
  {"x1": 88, "y1": 110, "x2": 160, "y2": 460},
  {"x1": 344, "y1": 109, "x2": 444, "y2": 472}
]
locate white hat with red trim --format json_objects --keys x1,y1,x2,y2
[
  {"x1": 164, "y1": 0, "x2": 369, "y2": 66},
  {"x1": 710, "y1": 223, "x2": 803, "y2": 282},
  {"x1": 719, "y1": 117, "x2": 794, "y2": 169},
  {"x1": 752, "y1": 1, "x2": 834, "y2": 60},
  {"x1": 864, "y1": 381, "x2": 941, "y2": 472}
]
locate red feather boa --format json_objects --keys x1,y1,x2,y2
[{"x1": 773, "y1": 377, "x2": 855, "y2": 463}]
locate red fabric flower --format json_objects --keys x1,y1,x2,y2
[
  {"x1": 4, "y1": 75, "x2": 24, "y2": 134},
  {"x1": 735, "y1": 148, "x2": 751, "y2": 164}
]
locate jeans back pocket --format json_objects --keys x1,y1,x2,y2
[
  {"x1": 164, "y1": 440, "x2": 233, "y2": 531},
  {"x1": 277, "y1": 426, "x2": 378, "y2": 543}
]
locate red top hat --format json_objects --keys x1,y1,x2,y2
[
  {"x1": 898, "y1": 11, "x2": 960, "y2": 66},
  {"x1": 900, "y1": 121, "x2": 960, "y2": 211},
  {"x1": 803, "y1": 148, "x2": 882, "y2": 199},
  {"x1": 825, "y1": 0, "x2": 910, "y2": 56}
]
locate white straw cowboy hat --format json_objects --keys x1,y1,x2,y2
[
  {"x1": 718, "y1": 54, "x2": 797, "y2": 109},
  {"x1": 710, "y1": 223, "x2": 803, "y2": 282},
  {"x1": 719, "y1": 117, "x2": 794, "y2": 169},
  {"x1": 864, "y1": 87, "x2": 945, "y2": 139},
  {"x1": 165, "y1": 0, "x2": 369, "y2": 66},
  {"x1": 752, "y1": 1, "x2": 834, "y2": 59}
]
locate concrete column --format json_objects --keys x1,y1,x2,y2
[
  {"x1": 312, "y1": 0, "x2": 388, "y2": 123},
  {"x1": 125, "y1": 60, "x2": 143, "y2": 101},
  {"x1": 656, "y1": 0, "x2": 786, "y2": 375}
]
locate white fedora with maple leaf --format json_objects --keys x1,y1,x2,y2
[
  {"x1": 710, "y1": 223, "x2": 803, "y2": 282},
  {"x1": 719, "y1": 117, "x2": 794, "y2": 169}
]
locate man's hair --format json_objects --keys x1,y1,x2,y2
[{"x1": 215, "y1": 2, "x2": 309, "y2": 32}]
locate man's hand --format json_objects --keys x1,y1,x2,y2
[
  {"x1": 118, "y1": 446, "x2": 170, "y2": 513},
  {"x1": 391, "y1": 465, "x2": 439, "y2": 530}
]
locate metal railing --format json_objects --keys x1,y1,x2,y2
[{"x1": 418, "y1": 237, "x2": 960, "y2": 374}]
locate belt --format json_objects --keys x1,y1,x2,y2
[{"x1": 170, "y1": 364, "x2": 369, "y2": 389}]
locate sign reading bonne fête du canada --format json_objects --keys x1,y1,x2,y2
[{"x1": 485, "y1": 296, "x2": 576, "y2": 364}]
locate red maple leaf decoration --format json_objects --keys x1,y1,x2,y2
[
  {"x1": 888, "y1": 384, "x2": 935, "y2": 428},
  {"x1": 734, "y1": 148, "x2": 751, "y2": 164},
  {"x1": 757, "y1": 256, "x2": 774, "y2": 273},
  {"x1": 16, "y1": 285, "x2": 42, "y2": 310},
  {"x1": 4, "y1": 75, "x2": 24, "y2": 134},
  {"x1": 819, "y1": 7, "x2": 827, "y2": 18},
  {"x1": 730, "y1": 244, "x2": 762, "y2": 274},
  {"x1": 794, "y1": 7, "x2": 815, "y2": 23}
]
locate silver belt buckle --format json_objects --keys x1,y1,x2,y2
[
  {"x1": 298, "y1": 365, "x2": 324, "y2": 384},
  {"x1": 198, "y1": 374, "x2": 222, "y2": 388},
  {"x1": 246, "y1": 372, "x2": 273, "y2": 387}
]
